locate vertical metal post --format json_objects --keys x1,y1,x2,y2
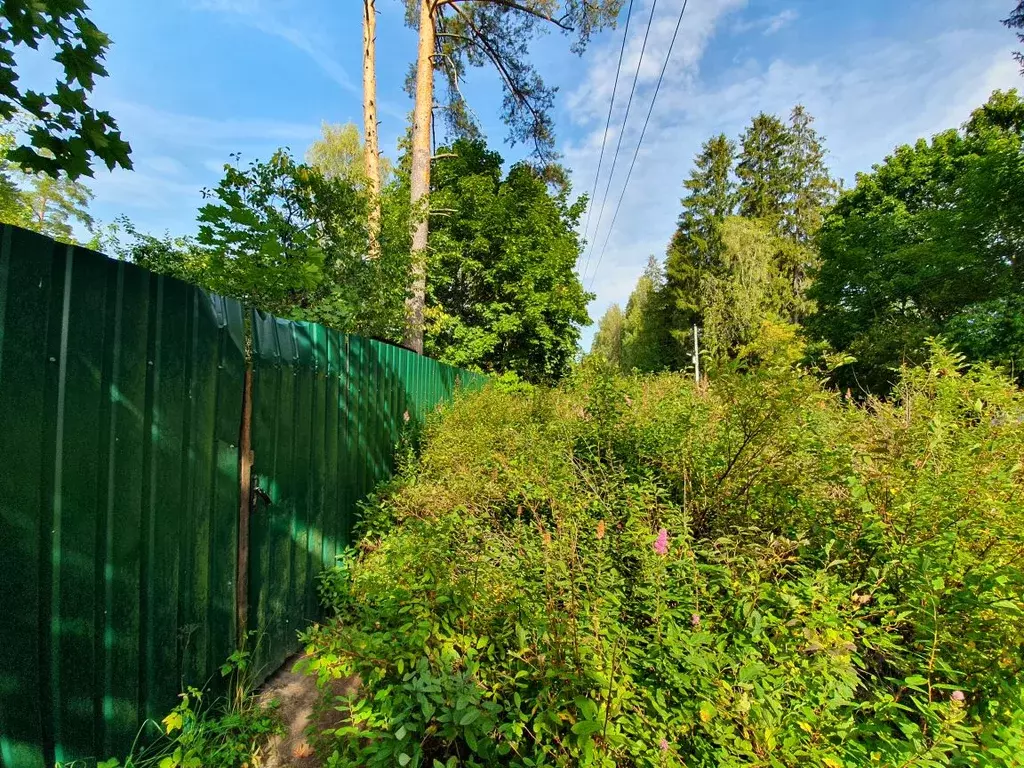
[
  {"x1": 236, "y1": 364, "x2": 254, "y2": 646},
  {"x1": 692, "y1": 323, "x2": 701, "y2": 383}
]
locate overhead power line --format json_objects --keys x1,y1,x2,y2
[
  {"x1": 579, "y1": 0, "x2": 634, "y2": 262},
  {"x1": 580, "y1": 0, "x2": 660, "y2": 285},
  {"x1": 588, "y1": 0, "x2": 691, "y2": 292}
]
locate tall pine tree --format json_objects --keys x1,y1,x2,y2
[{"x1": 664, "y1": 134, "x2": 736, "y2": 364}]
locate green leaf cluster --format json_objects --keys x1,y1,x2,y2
[
  {"x1": 0, "y1": 1, "x2": 132, "y2": 178},
  {"x1": 108, "y1": 148, "x2": 410, "y2": 342},
  {"x1": 0, "y1": 116, "x2": 95, "y2": 242}
]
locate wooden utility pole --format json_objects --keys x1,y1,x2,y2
[
  {"x1": 362, "y1": 0, "x2": 381, "y2": 261},
  {"x1": 404, "y1": 0, "x2": 436, "y2": 354}
]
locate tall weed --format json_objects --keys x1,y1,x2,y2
[{"x1": 303, "y1": 346, "x2": 1023, "y2": 767}]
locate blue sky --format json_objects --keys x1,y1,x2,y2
[{"x1": 72, "y1": 0, "x2": 1024, "y2": 345}]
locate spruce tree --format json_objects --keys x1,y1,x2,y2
[
  {"x1": 664, "y1": 134, "x2": 736, "y2": 364},
  {"x1": 736, "y1": 113, "x2": 793, "y2": 223},
  {"x1": 784, "y1": 106, "x2": 837, "y2": 243},
  {"x1": 779, "y1": 105, "x2": 839, "y2": 308}
]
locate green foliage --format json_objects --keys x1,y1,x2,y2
[
  {"x1": 426, "y1": 139, "x2": 592, "y2": 381},
  {"x1": 121, "y1": 149, "x2": 408, "y2": 341},
  {"x1": 620, "y1": 257, "x2": 673, "y2": 373},
  {"x1": 590, "y1": 303, "x2": 625, "y2": 367},
  {"x1": 306, "y1": 121, "x2": 392, "y2": 187},
  {"x1": 783, "y1": 106, "x2": 839, "y2": 247},
  {"x1": 22, "y1": 171, "x2": 94, "y2": 241},
  {"x1": 0, "y1": 0, "x2": 132, "y2": 178},
  {"x1": 0, "y1": 117, "x2": 95, "y2": 243},
  {"x1": 699, "y1": 217, "x2": 810, "y2": 360},
  {"x1": 663, "y1": 105, "x2": 836, "y2": 368},
  {"x1": 0, "y1": 118, "x2": 28, "y2": 226},
  {"x1": 809, "y1": 90, "x2": 1024, "y2": 392},
  {"x1": 197, "y1": 150, "x2": 364, "y2": 323},
  {"x1": 736, "y1": 113, "x2": 793, "y2": 222},
  {"x1": 664, "y1": 133, "x2": 736, "y2": 360},
  {"x1": 106, "y1": 216, "x2": 211, "y2": 285},
  {"x1": 301, "y1": 347, "x2": 1024, "y2": 767},
  {"x1": 68, "y1": 643, "x2": 283, "y2": 768},
  {"x1": 144, "y1": 685, "x2": 279, "y2": 768}
]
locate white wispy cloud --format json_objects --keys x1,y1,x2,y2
[
  {"x1": 733, "y1": 8, "x2": 798, "y2": 36},
  {"x1": 86, "y1": 100, "x2": 324, "y2": 234},
  {"x1": 568, "y1": 0, "x2": 748, "y2": 121},
  {"x1": 189, "y1": 0, "x2": 359, "y2": 94},
  {"x1": 762, "y1": 9, "x2": 797, "y2": 35},
  {"x1": 563, "y1": 0, "x2": 1022, "y2": 345},
  {"x1": 109, "y1": 100, "x2": 319, "y2": 150}
]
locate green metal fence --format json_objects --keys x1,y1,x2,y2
[
  {"x1": 0, "y1": 226, "x2": 487, "y2": 768},
  {"x1": 246, "y1": 312, "x2": 486, "y2": 676}
]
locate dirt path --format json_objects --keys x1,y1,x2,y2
[{"x1": 258, "y1": 655, "x2": 359, "y2": 768}]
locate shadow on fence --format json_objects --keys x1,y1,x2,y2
[{"x1": 0, "y1": 226, "x2": 486, "y2": 768}]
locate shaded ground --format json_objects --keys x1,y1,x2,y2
[{"x1": 259, "y1": 654, "x2": 359, "y2": 768}]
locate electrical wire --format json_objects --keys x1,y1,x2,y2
[
  {"x1": 580, "y1": 0, "x2": 660, "y2": 285},
  {"x1": 578, "y1": 0, "x2": 634, "y2": 266},
  {"x1": 588, "y1": 0, "x2": 691, "y2": 291}
]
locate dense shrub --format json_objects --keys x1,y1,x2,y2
[{"x1": 301, "y1": 346, "x2": 1024, "y2": 767}]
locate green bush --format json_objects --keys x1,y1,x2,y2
[{"x1": 301, "y1": 347, "x2": 1024, "y2": 767}]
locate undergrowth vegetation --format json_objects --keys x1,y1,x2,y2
[
  {"x1": 70, "y1": 644, "x2": 284, "y2": 768},
  {"x1": 302, "y1": 343, "x2": 1024, "y2": 767}
]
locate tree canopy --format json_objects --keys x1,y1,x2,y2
[
  {"x1": 401, "y1": 0, "x2": 622, "y2": 354},
  {"x1": 426, "y1": 138, "x2": 591, "y2": 381},
  {"x1": 0, "y1": 117, "x2": 95, "y2": 242},
  {"x1": 590, "y1": 302, "x2": 624, "y2": 367},
  {"x1": 808, "y1": 90, "x2": 1024, "y2": 391},
  {"x1": 664, "y1": 133, "x2": 736, "y2": 363},
  {"x1": 660, "y1": 105, "x2": 835, "y2": 368}
]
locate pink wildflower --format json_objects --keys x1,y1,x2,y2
[
  {"x1": 653, "y1": 528, "x2": 669, "y2": 555},
  {"x1": 951, "y1": 690, "x2": 965, "y2": 703},
  {"x1": 691, "y1": 613, "x2": 701, "y2": 628},
  {"x1": 659, "y1": 738, "x2": 669, "y2": 752}
]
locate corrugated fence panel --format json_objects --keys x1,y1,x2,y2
[
  {"x1": 248, "y1": 312, "x2": 487, "y2": 676},
  {"x1": 0, "y1": 226, "x2": 246, "y2": 768},
  {"x1": 1, "y1": 227, "x2": 488, "y2": 765}
]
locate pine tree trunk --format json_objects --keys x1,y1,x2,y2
[
  {"x1": 403, "y1": 0, "x2": 435, "y2": 354},
  {"x1": 362, "y1": 0, "x2": 381, "y2": 261}
]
